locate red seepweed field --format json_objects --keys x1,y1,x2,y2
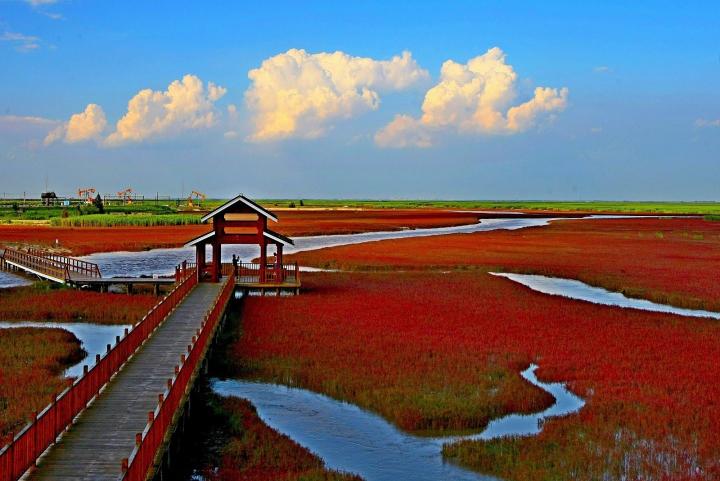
[
  {"x1": 0, "y1": 328, "x2": 85, "y2": 446},
  {"x1": 204, "y1": 395, "x2": 362, "y2": 481},
  {"x1": 2, "y1": 212, "x2": 720, "y2": 479},
  {"x1": 0, "y1": 285, "x2": 156, "y2": 446},
  {"x1": 236, "y1": 272, "x2": 720, "y2": 479},
  {"x1": 0, "y1": 209, "x2": 479, "y2": 255},
  {"x1": 231, "y1": 216, "x2": 720, "y2": 480},
  {"x1": 0, "y1": 286, "x2": 156, "y2": 324},
  {"x1": 291, "y1": 216, "x2": 720, "y2": 311}
]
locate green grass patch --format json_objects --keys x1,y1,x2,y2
[{"x1": 50, "y1": 213, "x2": 202, "y2": 227}]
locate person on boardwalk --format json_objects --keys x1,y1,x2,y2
[{"x1": 232, "y1": 254, "x2": 239, "y2": 278}]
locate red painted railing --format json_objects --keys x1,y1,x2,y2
[
  {"x1": 120, "y1": 274, "x2": 235, "y2": 480},
  {"x1": 1, "y1": 248, "x2": 71, "y2": 282},
  {"x1": 26, "y1": 248, "x2": 102, "y2": 279},
  {"x1": 223, "y1": 261, "x2": 300, "y2": 284},
  {"x1": 0, "y1": 266, "x2": 197, "y2": 481},
  {"x1": 174, "y1": 260, "x2": 196, "y2": 282}
]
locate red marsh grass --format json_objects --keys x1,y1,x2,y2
[
  {"x1": 234, "y1": 271, "x2": 720, "y2": 480},
  {"x1": 290, "y1": 217, "x2": 720, "y2": 311},
  {"x1": 0, "y1": 328, "x2": 85, "y2": 446},
  {"x1": 0, "y1": 209, "x2": 478, "y2": 255},
  {"x1": 0, "y1": 285, "x2": 156, "y2": 324},
  {"x1": 201, "y1": 394, "x2": 362, "y2": 481}
]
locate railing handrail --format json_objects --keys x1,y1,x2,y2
[
  {"x1": 0, "y1": 267, "x2": 198, "y2": 481},
  {"x1": 120, "y1": 274, "x2": 235, "y2": 481},
  {"x1": 230, "y1": 261, "x2": 300, "y2": 284},
  {"x1": 2, "y1": 247, "x2": 102, "y2": 280}
]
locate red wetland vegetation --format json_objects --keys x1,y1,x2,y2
[
  {"x1": 200, "y1": 394, "x2": 361, "y2": 481},
  {"x1": 0, "y1": 328, "x2": 85, "y2": 446},
  {"x1": 0, "y1": 285, "x2": 156, "y2": 324},
  {"x1": 291, "y1": 217, "x2": 720, "y2": 311},
  {"x1": 0, "y1": 285, "x2": 155, "y2": 446},
  {"x1": 0, "y1": 209, "x2": 479, "y2": 255},
  {"x1": 235, "y1": 271, "x2": 720, "y2": 480},
  {"x1": 3, "y1": 213, "x2": 719, "y2": 479}
]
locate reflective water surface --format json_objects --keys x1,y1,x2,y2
[
  {"x1": 0, "y1": 270, "x2": 32, "y2": 288},
  {"x1": 0, "y1": 321, "x2": 131, "y2": 377},
  {"x1": 79, "y1": 218, "x2": 560, "y2": 278},
  {"x1": 491, "y1": 272, "x2": 720, "y2": 320},
  {"x1": 211, "y1": 364, "x2": 584, "y2": 481}
]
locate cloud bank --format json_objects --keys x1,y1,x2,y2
[
  {"x1": 45, "y1": 104, "x2": 107, "y2": 145},
  {"x1": 375, "y1": 47, "x2": 568, "y2": 148},
  {"x1": 245, "y1": 49, "x2": 428, "y2": 141},
  {"x1": 106, "y1": 75, "x2": 226, "y2": 145},
  {"x1": 44, "y1": 75, "x2": 226, "y2": 147}
]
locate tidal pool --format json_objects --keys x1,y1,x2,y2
[
  {"x1": 0, "y1": 321, "x2": 131, "y2": 377},
  {"x1": 491, "y1": 273, "x2": 720, "y2": 320},
  {"x1": 211, "y1": 364, "x2": 584, "y2": 481}
]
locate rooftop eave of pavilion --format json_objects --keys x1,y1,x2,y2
[
  {"x1": 184, "y1": 230, "x2": 215, "y2": 247},
  {"x1": 264, "y1": 228, "x2": 294, "y2": 246},
  {"x1": 200, "y1": 194, "x2": 278, "y2": 223},
  {"x1": 184, "y1": 229, "x2": 294, "y2": 247}
]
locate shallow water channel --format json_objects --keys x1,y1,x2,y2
[
  {"x1": 0, "y1": 321, "x2": 130, "y2": 378},
  {"x1": 78, "y1": 217, "x2": 561, "y2": 278},
  {"x1": 0, "y1": 270, "x2": 32, "y2": 288},
  {"x1": 491, "y1": 272, "x2": 720, "y2": 320},
  {"x1": 211, "y1": 364, "x2": 585, "y2": 481}
]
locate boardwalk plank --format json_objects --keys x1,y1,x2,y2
[{"x1": 24, "y1": 283, "x2": 223, "y2": 481}]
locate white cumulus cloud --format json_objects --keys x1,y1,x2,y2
[
  {"x1": 375, "y1": 47, "x2": 569, "y2": 148},
  {"x1": 245, "y1": 48, "x2": 428, "y2": 141},
  {"x1": 43, "y1": 75, "x2": 226, "y2": 147},
  {"x1": 44, "y1": 104, "x2": 107, "y2": 145},
  {"x1": 105, "y1": 75, "x2": 226, "y2": 146}
]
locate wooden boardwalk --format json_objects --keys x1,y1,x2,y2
[{"x1": 24, "y1": 283, "x2": 224, "y2": 481}]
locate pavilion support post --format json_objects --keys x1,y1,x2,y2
[
  {"x1": 211, "y1": 241, "x2": 221, "y2": 283},
  {"x1": 276, "y1": 244, "x2": 284, "y2": 282},
  {"x1": 196, "y1": 244, "x2": 206, "y2": 282},
  {"x1": 259, "y1": 238, "x2": 267, "y2": 283}
]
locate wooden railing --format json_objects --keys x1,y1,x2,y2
[
  {"x1": 0, "y1": 267, "x2": 198, "y2": 481},
  {"x1": 2, "y1": 248, "x2": 70, "y2": 282},
  {"x1": 27, "y1": 248, "x2": 102, "y2": 279},
  {"x1": 120, "y1": 272, "x2": 235, "y2": 480},
  {"x1": 1, "y1": 247, "x2": 101, "y2": 282},
  {"x1": 174, "y1": 261, "x2": 197, "y2": 282},
  {"x1": 223, "y1": 261, "x2": 299, "y2": 284}
]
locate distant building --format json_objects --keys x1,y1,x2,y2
[{"x1": 41, "y1": 192, "x2": 58, "y2": 206}]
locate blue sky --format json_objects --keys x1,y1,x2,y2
[{"x1": 1, "y1": 0, "x2": 718, "y2": 200}]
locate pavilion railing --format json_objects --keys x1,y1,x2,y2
[
  {"x1": 222, "y1": 261, "x2": 299, "y2": 284},
  {"x1": 119, "y1": 272, "x2": 235, "y2": 481},
  {"x1": 174, "y1": 261, "x2": 196, "y2": 282},
  {"x1": 0, "y1": 266, "x2": 197, "y2": 481}
]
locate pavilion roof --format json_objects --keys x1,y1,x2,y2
[{"x1": 200, "y1": 194, "x2": 278, "y2": 223}]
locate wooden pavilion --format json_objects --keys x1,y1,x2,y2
[{"x1": 184, "y1": 194, "x2": 299, "y2": 292}]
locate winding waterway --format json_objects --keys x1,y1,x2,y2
[
  {"x1": 0, "y1": 321, "x2": 130, "y2": 377},
  {"x1": 211, "y1": 364, "x2": 585, "y2": 481},
  {"x1": 78, "y1": 217, "x2": 561, "y2": 278},
  {"x1": 491, "y1": 273, "x2": 720, "y2": 320}
]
